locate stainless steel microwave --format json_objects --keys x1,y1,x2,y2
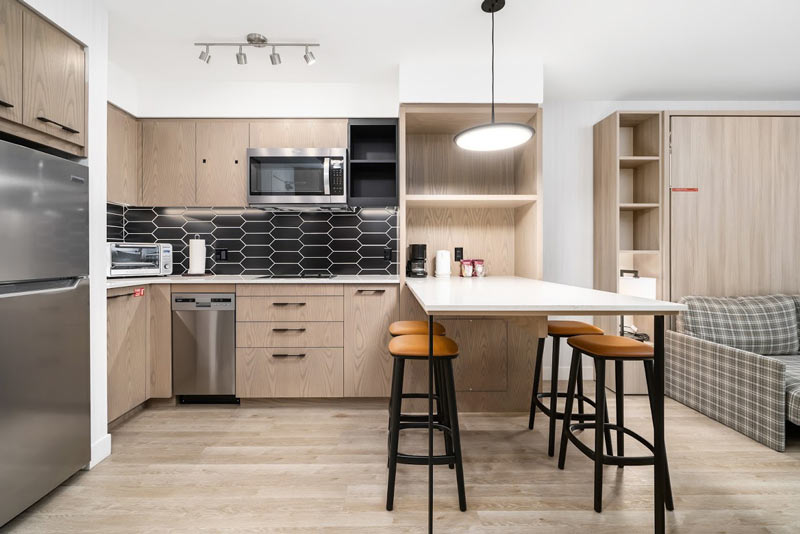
[
  {"x1": 247, "y1": 147, "x2": 347, "y2": 210},
  {"x1": 107, "y1": 242, "x2": 173, "y2": 278}
]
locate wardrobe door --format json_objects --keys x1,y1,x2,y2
[{"x1": 670, "y1": 115, "x2": 800, "y2": 301}]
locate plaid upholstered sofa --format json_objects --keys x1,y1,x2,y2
[{"x1": 666, "y1": 295, "x2": 800, "y2": 452}]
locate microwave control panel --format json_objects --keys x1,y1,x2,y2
[{"x1": 330, "y1": 159, "x2": 344, "y2": 196}]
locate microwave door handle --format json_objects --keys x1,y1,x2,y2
[{"x1": 323, "y1": 157, "x2": 331, "y2": 195}]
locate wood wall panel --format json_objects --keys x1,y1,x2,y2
[
  {"x1": 670, "y1": 115, "x2": 800, "y2": 301},
  {"x1": 195, "y1": 120, "x2": 249, "y2": 207},
  {"x1": 22, "y1": 8, "x2": 85, "y2": 146},
  {"x1": 0, "y1": 0, "x2": 23, "y2": 123},
  {"x1": 343, "y1": 285, "x2": 398, "y2": 397},
  {"x1": 249, "y1": 119, "x2": 347, "y2": 148},
  {"x1": 406, "y1": 207, "x2": 515, "y2": 276},
  {"x1": 146, "y1": 284, "x2": 172, "y2": 398},
  {"x1": 141, "y1": 120, "x2": 196, "y2": 206},
  {"x1": 107, "y1": 103, "x2": 141, "y2": 205},
  {"x1": 236, "y1": 348, "x2": 343, "y2": 398}
]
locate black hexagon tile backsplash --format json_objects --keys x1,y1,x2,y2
[{"x1": 108, "y1": 204, "x2": 398, "y2": 276}]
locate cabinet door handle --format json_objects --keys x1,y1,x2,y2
[
  {"x1": 37, "y1": 116, "x2": 80, "y2": 134},
  {"x1": 0, "y1": 99, "x2": 13, "y2": 108},
  {"x1": 272, "y1": 302, "x2": 306, "y2": 306},
  {"x1": 272, "y1": 328, "x2": 307, "y2": 333},
  {"x1": 357, "y1": 289, "x2": 386, "y2": 294},
  {"x1": 272, "y1": 353, "x2": 306, "y2": 358}
]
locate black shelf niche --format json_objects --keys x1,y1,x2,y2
[{"x1": 348, "y1": 118, "x2": 398, "y2": 207}]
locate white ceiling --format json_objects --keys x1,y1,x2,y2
[{"x1": 103, "y1": 0, "x2": 800, "y2": 101}]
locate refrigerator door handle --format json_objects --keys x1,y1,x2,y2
[{"x1": 0, "y1": 277, "x2": 84, "y2": 299}]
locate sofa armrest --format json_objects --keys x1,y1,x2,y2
[{"x1": 666, "y1": 330, "x2": 787, "y2": 452}]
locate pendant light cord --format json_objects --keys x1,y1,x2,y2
[{"x1": 491, "y1": 7, "x2": 495, "y2": 124}]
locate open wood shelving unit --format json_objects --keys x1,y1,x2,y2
[
  {"x1": 594, "y1": 110, "x2": 663, "y2": 394},
  {"x1": 396, "y1": 103, "x2": 544, "y2": 411}
]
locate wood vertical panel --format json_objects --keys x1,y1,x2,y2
[
  {"x1": 0, "y1": 0, "x2": 23, "y2": 123},
  {"x1": 146, "y1": 284, "x2": 172, "y2": 399},
  {"x1": 195, "y1": 120, "x2": 249, "y2": 207},
  {"x1": 248, "y1": 119, "x2": 347, "y2": 148},
  {"x1": 593, "y1": 113, "x2": 619, "y2": 336},
  {"x1": 22, "y1": 8, "x2": 85, "y2": 146},
  {"x1": 670, "y1": 115, "x2": 800, "y2": 301},
  {"x1": 141, "y1": 120, "x2": 196, "y2": 206},
  {"x1": 343, "y1": 285, "x2": 398, "y2": 397},
  {"x1": 107, "y1": 291, "x2": 147, "y2": 422},
  {"x1": 107, "y1": 103, "x2": 141, "y2": 205}
]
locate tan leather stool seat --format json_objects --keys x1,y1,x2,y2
[
  {"x1": 568, "y1": 334, "x2": 653, "y2": 359},
  {"x1": 389, "y1": 320, "x2": 446, "y2": 337},
  {"x1": 389, "y1": 334, "x2": 459, "y2": 358},
  {"x1": 548, "y1": 320, "x2": 604, "y2": 337}
]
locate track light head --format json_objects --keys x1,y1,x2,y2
[
  {"x1": 236, "y1": 46, "x2": 247, "y2": 65},
  {"x1": 270, "y1": 46, "x2": 281, "y2": 65},
  {"x1": 304, "y1": 46, "x2": 316, "y2": 65},
  {"x1": 199, "y1": 45, "x2": 210, "y2": 63}
]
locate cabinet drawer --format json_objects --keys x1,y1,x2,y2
[
  {"x1": 236, "y1": 348, "x2": 343, "y2": 398},
  {"x1": 237, "y1": 321, "x2": 344, "y2": 348},
  {"x1": 236, "y1": 284, "x2": 343, "y2": 297},
  {"x1": 237, "y1": 296, "x2": 343, "y2": 322}
]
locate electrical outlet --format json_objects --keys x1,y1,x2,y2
[
  {"x1": 215, "y1": 248, "x2": 229, "y2": 261},
  {"x1": 454, "y1": 247, "x2": 463, "y2": 262},
  {"x1": 383, "y1": 247, "x2": 392, "y2": 261}
]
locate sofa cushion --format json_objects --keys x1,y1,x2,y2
[
  {"x1": 771, "y1": 355, "x2": 800, "y2": 426},
  {"x1": 677, "y1": 295, "x2": 799, "y2": 355}
]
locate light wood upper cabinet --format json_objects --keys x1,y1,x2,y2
[
  {"x1": 0, "y1": 0, "x2": 23, "y2": 123},
  {"x1": 196, "y1": 121, "x2": 249, "y2": 207},
  {"x1": 22, "y1": 7, "x2": 85, "y2": 146},
  {"x1": 107, "y1": 288, "x2": 148, "y2": 422},
  {"x1": 344, "y1": 285, "x2": 398, "y2": 397},
  {"x1": 142, "y1": 120, "x2": 196, "y2": 206},
  {"x1": 107, "y1": 103, "x2": 141, "y2": 205},
  {"x1": 249, "y1": 119, "x2": 347, "y2": 148}
]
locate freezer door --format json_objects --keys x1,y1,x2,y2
[
  {"x1": 0, "y1": 278, "x2": 90, "y2": 527},
  {"x1": 0, "y1": 140, "x2": 89, "y2": 283}
]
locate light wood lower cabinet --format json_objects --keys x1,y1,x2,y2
[
  {"x1": 146, "y1": 284, "x2": 172, "y2": 398},
  {"x1": 237, "y1": 296, "x2": 344, "y2": 322},
  {"x1": 236, "y1": 348, "x2": 344, "y2": 398},
  {"x1": 237, "y1": 321, "x2": 343, "y2": 348},
  {"x1": 107, "y1": 287, "x2": 148, "y2": 422},
  {"x1": 343, "y1": 285, "x2": 398, "y2": 397}
]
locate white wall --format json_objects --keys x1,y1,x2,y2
[
  {"x1": 541, "y1": 99, "x2": 800, "y2": 377},
  {"x1": 24, "y1": 0, "x2": 110, "y2": 467}
]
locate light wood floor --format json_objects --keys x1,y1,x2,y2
[{"x1": 3, "y1": 391, "x2": 800, "y2": 533}]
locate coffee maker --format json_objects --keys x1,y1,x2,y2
[{"x1": 406, "y1": 244, "x2": 427, "y2": 278}]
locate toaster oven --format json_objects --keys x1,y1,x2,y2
[{"x1": 107, "y1": 242, "x2": 173, "y2": 278}]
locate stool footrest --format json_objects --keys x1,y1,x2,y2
[
  {"x1": 396, "y1": 452, "x2": 456, "y2": 466},
  {"x1": 566, "y1": 422, "x2": 656, "y2": 467},
  {"x1": 399, "y1": 421, "x2": 451, "y2": 433},
  {"x1": 535, "y1": 392, "x2": 598, "y2": 421},
  {"x1": 401, "y1": 393, "x2": 436, "y2": 400},
  {"x1": 399, "y1": 414, "x2": 443, "y2": 424}
]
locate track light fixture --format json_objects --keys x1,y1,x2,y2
[
  {"x1": 194, "y1": 33, "x2": 319, "y2": 66},
  {"x1": 270, "y1": 46, "x2": 281, "y2": 65},
  {"x1": 304, "y1": 45, "x2": 316, "y2": 65}
]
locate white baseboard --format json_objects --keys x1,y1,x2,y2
[{"x1": 87, "y1": 433, "x2": 111, "y2": 470}]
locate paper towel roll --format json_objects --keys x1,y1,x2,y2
[{"x1": 188, "y1": 235, "x2": 206, "y2": 275}]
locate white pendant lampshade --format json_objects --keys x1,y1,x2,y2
[
  {"x1": 454, "y1": 122, "x2": 534, "y2": 151},
  {"x1": 455, "y1": 0, "x2": 535, "y2": 152}
]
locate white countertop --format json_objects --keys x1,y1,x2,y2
[
  {"x1": 405, "y1": 276, "x2": 686, "y2": 315},
  {"x1": 107, "y1": 274, "x2": 399, "y2": 289}
]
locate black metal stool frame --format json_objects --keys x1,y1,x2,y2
[
  {"x1": 529, "y1": 336, "x2": 614, "y2": 457},
  {"x1": 557, "y1": 347, "x2": 675, "y2": 513},
  {"x1": 386, "y1": 354, "x2": 466, "y2": 512}
]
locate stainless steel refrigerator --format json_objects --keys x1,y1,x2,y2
[{"x1": 0, "y1": 139, "x2": 90, "y2": 527}]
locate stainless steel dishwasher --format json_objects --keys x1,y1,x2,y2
[{"x1": 172, "y1": 293, "x2": 237, "y2": 403}]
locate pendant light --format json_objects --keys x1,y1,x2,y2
[{"x1": 454, "y1": 0, "x2": 535, "y2": 151}]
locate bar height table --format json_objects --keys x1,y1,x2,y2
[{"x1": 405, "y1": 276, "x2": 686, "y2": 534}]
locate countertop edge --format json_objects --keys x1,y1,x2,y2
[{"x1": 106, "y1": 275, "x2": 400, "y2": 290}]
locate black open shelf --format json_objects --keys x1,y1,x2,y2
[{"x1": 348, "y1": 119, "x2": 398, "y2": 207}]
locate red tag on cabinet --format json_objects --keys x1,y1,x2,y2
[
  {"x1": 671, "y1": 187, "x2": 699, "y2": 192},
  {"x1": 133, "y1": 287, "x2": 145, "y2": 297}
]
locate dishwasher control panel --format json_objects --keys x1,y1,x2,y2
[{"x1": 171, "y1": 293, "x2": 236, "y2": 311}]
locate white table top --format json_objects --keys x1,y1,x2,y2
[{"x1": 405, "y1": 276, "x2": 686, "y2": 316}]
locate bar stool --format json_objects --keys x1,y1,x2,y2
[
  {"x1": 389, "y1": 320, "x2": 446, "y2": 337},
  {"x1": 528, "y1": 321, "x2": 613, "y2": 457},
  {"x1": 557, "y1": 334, "x2": 674, "y2": 513},
  {"x1": 386, "y1": 334, "x2": 466, "y2": 512}
]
